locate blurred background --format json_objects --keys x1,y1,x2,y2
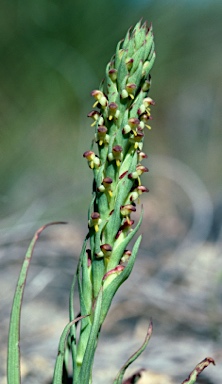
[{"x1": 1, "y1": 0, "x2": 222, "y2": 383}]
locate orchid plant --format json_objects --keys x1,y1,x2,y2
[{"x1": 7, "y1": 20, "x2": 215, "y2": 384}]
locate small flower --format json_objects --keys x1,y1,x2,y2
[
  {"x1": 100, "y1": 243, "x2": 112, "y2": 258},
  {"x1": 88, "y1": 212, "x2": 102, "y2": 232},
  {"x1": 141, "y1": 78, "x2": 151, "y2": 92},
  {"x1": 108, "y1": 145, "x2": 123, "y2": 166},
  {"x1": 121, "y1": 83, "x2": 137, "y2": 99},
  {"x1": 123, "y1": 118, "x2": 140, "y2": 135},
  {"x1": 137, "y1": 151, "x2": 148, "y2": 162},
  {"x1": 91, "y1": 90, "x2": 108, "y2": 108},
  {"x1": 137, "y1": 97, "x2": 155, "y2": 116},
  {"x1": 87, "y1": 110, "x2": 104, "y2": 127},
  {"x1": 107, "y1": 102, "x2": 120, "y2": 120},
  {"x1": 83, "y1": 150, "x2": 100, "y2": 169},
  {"x1": 108, "y1": 68, "x2": 118, "y2": 82},
  {"x1": 129, "y1": 131, "x2": 144, "y2": 149},
  {"x1": 128, "y1": 165, "x2": 149, "y2": 185},
  {"x1": 140, "y1": 112, "x2": 152, "y2": 130},
  {"x1": 115, "y1": 218, "x2": 134, "y2": 239},
  {"x1": 98, "y1": 177, "x2": 113, "y2": 196},
  {"x1": 129, "y1": 185, "x2": 149, "y2": 202},
  {"x1": 120, "y1": 250, "x2": 132, "y2": 264},
  {"x1": 95, "y1": 126, "x2": 110, "y2": 146},
  {"x1": 120, "y1": 204, "x2": 136, "y2": 223}
]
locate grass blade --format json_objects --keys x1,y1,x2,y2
[
  {"x1": 7, "y1": 222, "x2": 66, "y2": 384},
  {"x1": 113, "y1": 321, "x2": 153, "y2": 384}
]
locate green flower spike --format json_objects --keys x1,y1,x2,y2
[{"x1": 74, "y1": 20, "x2": 155, "y2": 383}]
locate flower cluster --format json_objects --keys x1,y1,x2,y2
[{"x1": 83, "y1": 20, "x2": 155, "y2": 301}]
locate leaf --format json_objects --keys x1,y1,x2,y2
[
  {"x1": 181, "y1": 357, "x2": 216, "y2": 384},
  {"x1": 7, "y1": 221, "x2": 66, "y2": 384},
  {"x1": 77, "y1": 288, "x2": 103, "y2": 383},
  {"x1": 52, "y1": 315, "x2": 89, "y2": 384},
  {"x1": 113, "y1": 321, "x2": 153, "y2": 384}
]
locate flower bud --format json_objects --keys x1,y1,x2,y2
[
  {"x1": 120, "y1": 250, "x2": 132, "y2": 264},
  {"x1": 108, "y1": 68, "x2": 117, "y2": 81},
  {"x1": 125, "y1": 57, "x2": 134, "y2": 70}
]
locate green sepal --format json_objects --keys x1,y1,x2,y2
[
  {"x1": 117, "y1": 50, "x2": 129, "y2": 92},
  {"x1": 144, "y1": 26, "x2": 154, "y2": 60},
  {"x1": 114, "y1": 40, "x2": 123, "y2": 72},
  {"x1": 142, "y1": 50, "x2": 156, "y2": 79},
  {"x1": 113, "y1": 321, "x2": 153, "y2": 384},
  {"x1": 122, "y1": 28, "x2": 131, "y2": 51},
  {"x1": 105, "y1": 62, "x2": 118, "y2": 102},
  {"x1": 128, "y1": 61, "x2": 143, "y2": 90},
  {"x1": 131, "y1": 46, "x2": 145, "y2": 73},
  {"x1": 148, "y1": 41, "x2": 155, "y2": 61},
  {"x1": 133, "y1": 21, "x2": 145, "y2": 51}
]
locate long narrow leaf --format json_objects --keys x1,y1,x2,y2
[
  {"x1": 53, "y1": 315, "x2": 89, "y2": 384},
  {"x1": 7, "y1": 222, "x2": 66, "y2": 384},
  {"x1": 113, "y1": 321, "x2": 153, "y2": 384},
  {"x1": 69, "y1": 238, "x2": 88, "y2": 383},
  {"x1": 77, "y1": 288, "x2": 103, "y2": 383}
]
